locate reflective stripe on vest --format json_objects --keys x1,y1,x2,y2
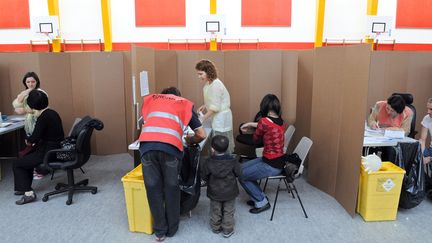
[
  {"x1": 142, "y1": 126, "x2": 182, "y2": 141},
  {"x1": 147, "y1": 111, "x2": 186, "y2": 131}
]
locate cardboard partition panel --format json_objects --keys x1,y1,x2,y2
[
  {"x1": 38, "y1": 53, "x2": 74, "y2": 133},
  {"x1": 291, "y1": 50, "x2": 314, "y2": 152},
  {"x1": 122, "y1": 51, "x2": 134, "y2": 150},
  {"x1": 309, "y1": 45, "x2": 370, "y2": 216},
  {"x1": 155, "y1": 50, "x2": 178, "y2": 92},
  {"x1": 70, "y1": 52, "x2": 127, "y2": 154},
  {"x1": 281, "y1": 51, "x2": 298, "y2": 125},
  {"x1": 90, "y1": 53, "x2": 126, "y2": 154},
  {"x1": 334, "y1": 46, "x2": 370, "y2": 215}
]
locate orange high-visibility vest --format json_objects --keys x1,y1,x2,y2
[
  {"x1": 376, "y1": 101, "x2": 413, "y2": 128},
  {"x1": 139, "y1": 94, "x2": 193, "y2": 151}
]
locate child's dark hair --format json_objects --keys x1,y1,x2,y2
[
  {"x1": 260, "y1": 94, "x2": 281, "y2": 117},
  {"x1": 211, "y1": 135, "x2": 229, "y2": 153}
]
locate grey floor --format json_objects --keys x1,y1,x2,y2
[{"x1": 1, "y1": 153, "x2": 432, "y2": 243}]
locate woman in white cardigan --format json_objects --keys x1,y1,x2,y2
[{"x1": 196, "y1": 59, "x2": 235, "y2": 153}]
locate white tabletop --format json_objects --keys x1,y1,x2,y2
[
  {"x1": 0, "y1": 115, "x2": 25, "y2": 136},
  {"x1": 363, "y1": 128, "x2": 417, "y2": 147}
]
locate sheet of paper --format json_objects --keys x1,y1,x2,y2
[
  {"x1": 0, "y1": 122, "x2": 13, "y2": 127},
  {"x1": 384, "y1": 130, "x2": 404, "y2": 139},
  {"x1": 140, "y1": 71, "x2": 149, "y2": 97}
]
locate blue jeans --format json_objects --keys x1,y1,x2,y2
[
  {"x1": 141, "y1": 151, "x2": 181, "y2": 238},
  {"x1": 239, "y1": 157, "x2": 282, "y2": 208},
  {"x1": 424, "y1": 146, "x2": 432, "y2": 157}
]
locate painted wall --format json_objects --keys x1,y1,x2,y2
[{"x1": 0, "y1": 0, "x2": 431, "y2": 45}]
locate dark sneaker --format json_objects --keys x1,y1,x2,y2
[
  {"x1": 14, "y1": 191, "x2": 24, "y2": 196},
  {"x1": 15, "y1": 193, "x2": 37, "y2": 205},
  {"x1": 223, "y1": 231, "x2": 234, "y2": 238},
  {"x1": 249, "y1": 202, "x2": 271, "y2": 214}
]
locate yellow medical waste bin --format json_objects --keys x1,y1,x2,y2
[
  {"x1": 357, "y1": 162, "x2": 405, "y2": 221},
  {"x1": 121, "y1": 164, "x2": 153, "y2": 234}
]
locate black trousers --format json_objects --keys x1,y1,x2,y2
[
  {"x1": 13, "y1": 142, "x2": 59, "y2": 192},
  {"x1": 141, "y1": 151, "x2": 181, "y2": 238}
]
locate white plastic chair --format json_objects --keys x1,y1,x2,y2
[
  {"x1": 265, "y1": 136, "x2": 313, "y2": 220},
  {"x1": 255, "y1": 125, "x2": 296, "y2": 157}
]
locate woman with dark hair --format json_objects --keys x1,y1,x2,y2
[
  {"x1": 238, "y1": 94, "x2": 285, "y2": 214},
  {"x1": 195, "y1": 59, "x2": 234, "y2": 153},
  {"x1": 13, "y1": 89, "x2": 64, "y2": 205},
  {"x1": 12, "y1": 72, "x2": 42, "y2": 136},
  {"x1": 367, "y1": 94, "x2": 413, "y2": 136}
]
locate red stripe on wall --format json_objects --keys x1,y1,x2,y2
[{"x1": 2, "y1": 42, "x2": 432, "y2": 52}]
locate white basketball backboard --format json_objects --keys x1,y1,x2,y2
[
  {"x1": 31, "y1": 16, "x2": 60, "y2": 39},
  {"x1": 366, "y1": 16, "x2": 394, "y2": 38},
  {"x1": 200, "y1": 15, "x2": 226, "y2": 35}
]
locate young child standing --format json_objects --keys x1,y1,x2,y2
[{"x1": 201, "y1": 135, "x2": 240, "y2": 238}]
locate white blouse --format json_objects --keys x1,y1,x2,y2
[{"x1": 203, "y1": 78, "x2": 233, "y2": 132}]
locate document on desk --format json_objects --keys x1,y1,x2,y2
[
  {"x1": 384, "y1": 130, "x2": 404, "y2": 139},
  {"x1": 0, "y1": 122, "x2": 13, "y2": 128},
  {"x1": 9, "y1": 117, "x2": 25, "y2": 122}
]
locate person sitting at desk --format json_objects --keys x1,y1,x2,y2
[
  {"x1": 138, "y1": 87, "x2": 206, "y2": 242},
  {"x1": 367, "y1": 94, "x2": 413, "y2": 136},
  {"x1": 419, "y1": 98, "x2": 432, "y2": 164},
  {"x1": 13, "y1": 90, "x2": 64, "y2": 205}
]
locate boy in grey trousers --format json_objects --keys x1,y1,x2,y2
[{"x1": 201, "y1": 135, "x2": 240, "y2": 238}]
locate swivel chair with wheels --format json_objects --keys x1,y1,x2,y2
[{"x1": 41, "y1": 118, "x2": 104, "y2": 205}]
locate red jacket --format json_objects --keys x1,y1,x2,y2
[
  {"x1": 253, "y1": 117, "x2": 285, "y2": 160},
  {"x1": 139, "y1": 94, "x2": 193, "y2": 151}
]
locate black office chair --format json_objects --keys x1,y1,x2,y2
[
  {"x1": 41, "y1": 118, "x2": 104, "y2": 205},
  {"x1": 392, "y1": 93, "x2": 416, "y2": 138}
]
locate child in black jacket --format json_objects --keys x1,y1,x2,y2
[{"x1": 201, "y1": 135, "x2": 240, "y2": 238}]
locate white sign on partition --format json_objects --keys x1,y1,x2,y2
[{"x1": 140, "y1": 71, "x2": 149, "y2": 97}]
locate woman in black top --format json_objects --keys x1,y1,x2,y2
[{"x1": 13, "y1": 90, "x2": 64, "y2": 205}]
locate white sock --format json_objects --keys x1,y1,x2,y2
[{"x1": 24, "y1": 191, "x2": 34, "y2": 197}]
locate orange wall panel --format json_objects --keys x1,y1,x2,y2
[
  {"x1": 396, "y1": 0, "x2": 432, "y2": 28},
  {"x1": 242, "y1": 0, "x2": 291, "y2": 26},
  {"x1": 0, "y1": 0, "x2": 30, "y2": 28},
  {"x1": 135, "y1": 0, "x2": 185, "y2": 26}
]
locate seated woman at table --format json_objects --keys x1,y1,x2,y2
[
  {"x1": 238, "y1": 94, "x2": 285, "y2": 214},
  {"x1": 419, "y1": 98, "x2": 432, "y2": 165},
  {"x1": 367, "y1": 94, "x2": 413, "y2": 136},
  {"x1": 13, "y1": 89, "x2": 64, "y2": 205}
]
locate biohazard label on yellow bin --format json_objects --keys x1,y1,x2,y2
[{"x1": 378, "y1": 178, "x2": 396, "y2": 192}]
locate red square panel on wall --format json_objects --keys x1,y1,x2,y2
[
  {"x1": 396, "y1": 0, "x2": 432, "y2": 28},
  {"x1": 242, "y1": 0, "x2": 291, "y2": 27},
  {"x1": 0, "y1": 0, "x2": 30, "y2": 28},
  {"x1": 135, "y1": 0, "x2": 185, "y2": 26}
]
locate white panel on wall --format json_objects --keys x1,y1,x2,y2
[
  {"x1": 1, "y1": 0, "x2": 432, "y2": 45},
  {"x1": 59, "y1": 0, "x2": 103, "y2": 40},
  {"x1": 323, "y1": 0, "x2": 367, "y2": 40}
]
